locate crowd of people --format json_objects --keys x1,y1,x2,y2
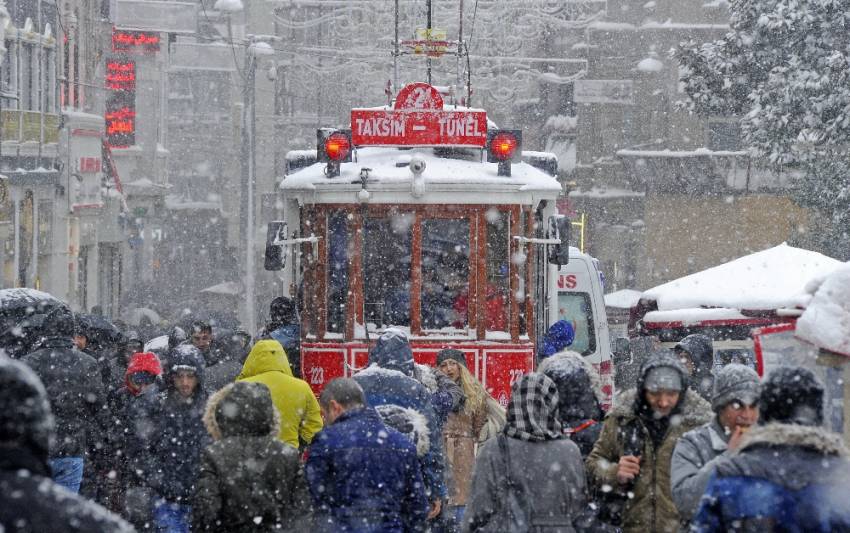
[{"x1": 2, "y1": 296, "x2": 850, "y2": 532}]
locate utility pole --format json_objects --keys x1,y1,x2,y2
[
  {"x1": 426, "y1": 0, "x2": 432, "y2": 85},
  {"x1": 240, "y1": 45, "x2": 257, "y2": 335}
]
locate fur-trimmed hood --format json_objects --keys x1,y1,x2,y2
[
  {"x1": 203, "y1": 382, "x2": 282, "y2": 441},
  {"x1": 715, "y1": 422, "x2": 850, "y2": 492},
  {"x1": 608, "y1": 388, "x2": 712, "y2": 428},
  {"x1": 374, "y1": 403, "x2": 431, "y2": 457},
  {"x1": 738, "y1": 422, "x2": 848, "y2": 457}
]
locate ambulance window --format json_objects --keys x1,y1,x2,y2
[
  {"x1": 556, "y1": 292, "x2": 596, "y2": 355},
  {"x1": 363, "y1": 214, "x2": 413, "y2": 330},
  {"x1": 326, "y1": 211, "x2": 349, "y2": 334},
  {"x1": 485, "y1": 209, "x2": 509, "y2": 333},
  {"x1": 421, "y1": 219, "x2": 470, "y2": 330}
]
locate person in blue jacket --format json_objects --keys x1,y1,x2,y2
[
  {"x1": 259, "y1": 296, "x2": 301, "y2": 378},
  {"x1": 692, "y1": 365, "x2": 850, "y2": 532},
  {"x1": 353, "y1": 328, "x2": 447, "y2": 522},
  {"x1": 306, "y1": 378, "x2": 429, "y2": 532}
]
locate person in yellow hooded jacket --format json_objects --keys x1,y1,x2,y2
[{"x1": 237, "y1": 339, "x2": 323, "y2": 448}]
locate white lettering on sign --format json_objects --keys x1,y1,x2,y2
[
  {"x1": 309, "y1": 366, "x2": 325, "y2": 385},
  {"x1": 437, "y1": 114, "x2": 483, "y2": 138},
  {"x1": 355, "y1": 116, "x2": 406, "y2": 138}
]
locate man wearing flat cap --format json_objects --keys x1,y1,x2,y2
[
  {"x1": 670, "y1": 363, "x2": 760, "y2": 525},
  {"x1": 586, "y1": 351, "x2": 712, "y2": 533}
]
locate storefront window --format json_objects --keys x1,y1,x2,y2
[
  {"x1": 327, "y1": 211, "x2": 349, "y2": 333},
  {"x1": 363, "y1": 213, "x2": 412, "y2": 330},
  {"x1": 485, "y1": 208, "x2": 510, "y2": 332},
  {"x1": 421, "y1": 219, "x2": 470, "y2": 330}
]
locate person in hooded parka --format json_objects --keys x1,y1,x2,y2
[
  {"x1": 538, "y1": 349, "x2": 605, "y2": 458},
  {"x1": 585, "y1": 351, "x2": 712, "y2": 533},
  {"x1": 673, "y1": 334, "x2": 715, "y2": 401},
  {"x1": 462, "y1": 373, "x2": 589, "y2": 532},
  {"x1": 0, "y1": 358, "x2": 134, "y2": 533},
  {"x1": 147, "y1": 344, "x2": 210, "y2": 532},
  {"x1": 353, "y1": 329, "x2": 447, "y2": 520},
  {"x1": 692, "y1": 366, "x2": 850, "y2": 532},
  {"x1": 193, "y1": 381, "x2": 310, "y2": 532}
]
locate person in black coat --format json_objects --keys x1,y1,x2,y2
[
  {"x1": 0, "y1": 357, "x2": 134, "y2": 532},
  {"x1": 147, "y1": 344, "x2": 210, "y2": 531},
  {"x1": 194, "y1": 381, "x2": 310, "y2": 532},
  {"x1": 20, "y1": 306, "x2": 108, "y2": 494}
]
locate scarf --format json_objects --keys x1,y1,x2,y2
[{"x1": 504, "y1": 373, "x2": 563, "y2": 442}]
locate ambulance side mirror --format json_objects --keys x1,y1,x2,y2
[
  {"x1": 547, "y1": 215, "x2": 570, "y2": 265},
  {"x1": 264, "y1": 221, "x2": 287, "y2": 271}
]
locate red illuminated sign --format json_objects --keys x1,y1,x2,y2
[
  {"x1": 112, "y1": 30, "x2": 160, "y2": 53},
  {"x1": 106, "y1": 61, "x2": 135, "y2": 91},
  {"x1": 351, "y1": 82, "x2": 487, "y2": 147},
  {"x1": 105, "y1": 55, "x2": 136, "y2": 147},
  {"x1": 79, "y1": 157, "x2": 101, "y2": 173}
]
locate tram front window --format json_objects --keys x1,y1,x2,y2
[
  {"x1": 421, "y1": 219, "x2": 470, "y2": 330},
  {"x1": 364, "y1": 214, "x2": 413, "y2": 330},
  {"x1": 327, "y1": 211, "x2": 349, "y2": 334}
]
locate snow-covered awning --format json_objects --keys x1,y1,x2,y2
[{"x1": 641, "y1": 244, "x2": 843, "y2": 315}]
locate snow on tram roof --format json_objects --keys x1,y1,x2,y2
[{"x1": 279, "y1": 147, "x2": 561, "y2": 192}]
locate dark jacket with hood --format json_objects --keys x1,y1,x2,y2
[
  {"x1": 693, "y1": 422, "x2": 850, "y2": 532},
  {"x1": 305, "y1": 406, "x2": 429, "y2": 533},
  {"x1": 586, "y1": 352, "x2": 712, "y2": 533},
  {"x1": 147, "y1": 344, "x2": 210, "y2": 503},
  {"x1": 539, "y1": 350, "x2": 605, "y2": 458},
  {"x1": 0, "y1": 358, "x2": 134, "y2": 533},
  {"x1": 675, "y1": 334, "x2": 714, "y2": 400},
  {"x1": 21, "y1": 308, "x2": 108, "y2": 458},
  {"x1": 194, "y1": 382, "x2": 310, "y2": 532},
  {"x1": 353, "y1": 329, "x2": 446, "y2": 500}
]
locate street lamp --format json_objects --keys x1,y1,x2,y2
[{"x1": 240, "y1": 37, "x2": 275, "y2": 334}]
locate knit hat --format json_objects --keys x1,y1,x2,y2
[
  {"x1": 711, "y1": 363, "x2": 760, "y2": 412},
  {"x1": 759, "y1": 366, "x2": 824, "y2": 426},
  {"x1": 436, "y1": 349, "x2": 467, "y2": 368},
  {"x1": 539, "y1": 320, "x2": 575, "y2": 358},
  {"x1": 644, "y1": 366, "x2": 684, "y2": 392}
]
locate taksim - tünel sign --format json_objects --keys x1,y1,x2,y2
[{"x1": 351, "y1": 83, "x2": 488, "y2": 147}]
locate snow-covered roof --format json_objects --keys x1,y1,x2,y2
[
  {"x1": 604, "y1": 289, "x2": 643, "y2": 309},
  {"x1": 795, "y1": 263, "x2": 850, "y2": 357},
  {"x1": 642, "y1": 244, "x2": 843, "y2": 313},
  {"x1": 280, "y1": 147, "x2": 562, "y2": 194}
]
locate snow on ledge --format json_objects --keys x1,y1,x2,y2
[{"x1": 617, "y1": 148, "x2": 748, "y2": 158}]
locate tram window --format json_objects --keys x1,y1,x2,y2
[
  {"x1": 327, "y1": 211, "x2": 349, "y2": 334},
  {"x1": 556, "y1": 292, "x2": 596, "y2": 356},
  {"x1": 485, "y1": 209, "x2": 510, "y2": 332},
  {"x1": 363, "y1": 214, "x2": 413, "y2": 330},
  {"x1": 421, "y1": 219, "x2": 470, "y2": 330}
]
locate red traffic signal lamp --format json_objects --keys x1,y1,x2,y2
[
  {"x1": 317, "y1": 128, "x2": 353, "y2": 177},
  {"x1": 487, "y1": 129, "x2": 522, "y2": 176}
]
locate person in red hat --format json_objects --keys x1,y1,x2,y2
[{"x1": 105, "y1": 351, "x2": 164, "y2": 526}]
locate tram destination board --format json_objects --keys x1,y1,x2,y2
[{"x1": 351, "y1": 82, "x2": 487, "y2": 147}]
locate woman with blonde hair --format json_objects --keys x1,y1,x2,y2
[{"x1": 437, "y1": 349, "x2": 502, "y2": 530}]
